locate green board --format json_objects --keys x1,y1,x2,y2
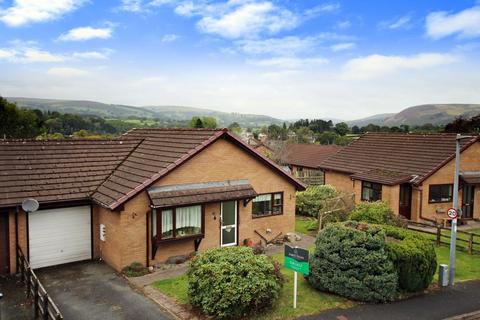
[{"x1": 284, "y1": 245, "x2": 309, "y2": 275}]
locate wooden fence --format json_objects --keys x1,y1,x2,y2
[
  {"x1": 17, "y1": 247, "x2": 64, "y2": 320},
  {"x1": 407, "y1": 220, "x2": 480, "y2": 255}
]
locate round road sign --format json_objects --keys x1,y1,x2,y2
[{"x1": 447, "y1": 208, "x2": 458, "y2": 219}]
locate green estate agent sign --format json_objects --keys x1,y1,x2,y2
[{"x1": 284, "y1": 245, "x2": 309, "y2": 275}]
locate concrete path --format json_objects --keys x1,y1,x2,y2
[
  {"x1": 36, "y1": 261, "x2": 172, "y2": 320},
  {"x1": 129, "y1": 264, "x2": 188, "y2": 288},
  {"x1": 0, "y1": 276, "x2": 33, "y2": 320},
  {"x1": 302, "y1": 280, "x2": 480, "y2": 320}
]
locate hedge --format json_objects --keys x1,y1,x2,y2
[
  {"x1": 380, "y1": 225, "x2": 437, "y2": 292},
  {"x1": 349, "y1": 201, "x2": 405, "y2": 226},
  {"x1": 187, "y1": 247, "x2": 282, "y2": 319},
  {"x1": 307, "y1": 221, "x2": 398, "y2": 302}
]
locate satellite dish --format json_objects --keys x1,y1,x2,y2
[{"x1": 22, "y1": 198, "x2": 39, "y2": 213}]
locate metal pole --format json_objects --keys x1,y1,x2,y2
[
  {"x1": 448, "y1": 134, "x2": 461, "y2": 286},
  {"x1": 293, "y1": 271, "x2": 297, "y2": 309}
]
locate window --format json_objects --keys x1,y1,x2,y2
[
  {"x1": 361, "y1": 181, "x2": 382, "y2": 202},
  {"x1": 252, "y1": 192, "x2": 283, "y2": 217},
  {"x1": 156, "y1": 205, "x2": 203, "y2": 240},
  {"x1": 429, "y1": 184, "x2": 453, "y2": 203}
]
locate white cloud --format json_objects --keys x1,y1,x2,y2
[
  {"x1": 304, "y1": 2, "x2": 340, "y2": 18},
  {"x1": 72, "y1": 50, "x2": 111, "y2": 59},
  {"x1": 343, "y1": 53, "x2": 458, "y2": 79},
  {"x1": 426, "y1": 5, "x2": 480, "y2": 39},
  {"x1": 0, "y1": 0, "x2": 86, "y2": 27},
  {"x1": 197, "y1": 2, "x2": 298, "y2": 39},
  {"x1": 379, "y1": 15, "x2": 412, "y2": 30},
  {"x1": 0, "y1": 48, "x2": 15, "y2": 59},
  {"x1": 237, "y1": 36, "x2": 317, "y2": 55},
  {"x1": 330, "y1": 42, "x2": 355, "y2": 52},
  {"x1": 161, "y1": 34, "x2": 179, "y2": 43},
  {"x1": 58, "y1": 26, "x2": 113, "y2": 41},
  {"x1": 22, "y1": 48, "x2": 65, "y2": 62},
  {"x1": 47, "y1": 67, "x2": 88, "y2": 77},
  {"x1": 248, "y1": 56, "x2": 328, "y2": 69},
  {"x1": 336, "y1": 20, "x2": 351, "y2": 29},
  {"x1": 119, "y1": 0, "x2": 143, "y2": 12}
]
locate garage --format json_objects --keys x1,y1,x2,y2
[{"x1": 28, "y1": 206, "x2": 92, "y2": 269}]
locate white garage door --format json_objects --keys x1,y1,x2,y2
[{"x1": 29, "y1": 206, "x2": 91, "y2": 269}]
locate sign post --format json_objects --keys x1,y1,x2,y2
[{"x1": 284, "y1": 245, "x2": 309, "y2": 309}]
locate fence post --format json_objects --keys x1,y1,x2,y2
[
  {"x1": 468, "y1": 234, "x2": 474, "y2": 255},
  {"x1": 26, "y1": 268, "x2": 31, "y2": 298},
  {"x1": 43, "y1": 294, "x2": 49, "y2": 320},
  {"x1": 34, "y1": 281, "x2": 39, "y2": 319},
  {"x1": 436, "y1": 226, "x2": 441, "y2": 246}
]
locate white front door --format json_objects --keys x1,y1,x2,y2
[
  {"x1": 29, "y1": 206, "x2": 92, "y2": 269},
  {"x1": 221, "y1": 201, "x2": 237, "y2": 247}
]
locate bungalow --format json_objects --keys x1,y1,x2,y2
[
  {"x1": 283, "y1": 144, "x2": 343, "y2": 186},
  {"x1": 0, "y1": 128, "x2": 304, "y2": 275},
  {"x1": 319, "y1": 133, "x2": 480, "y2": 223}
]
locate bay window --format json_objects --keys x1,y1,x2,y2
[
  {"x1": 154, "y1": 205, "x2": 203, "y2": 241},
  {"x1": 361, "y1": 181, "x2": 382, "y2": 202},
  {"x1": 252, "y1": 192, "x2": 283, "y2": 217}
]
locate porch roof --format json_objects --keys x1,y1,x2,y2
[
  {"x1": 147, "y1": 180, "x2": 257, "y2": 208},
  {"x1": 350, "y1": 169, "x2": 413, "y2": 186},
  {"x1": 461, "y1": 171, "x2": 480, "y2": 185}
]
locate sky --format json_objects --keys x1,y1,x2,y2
[{"x1": 0, "y1": 1, "x2": 479, "y2": 120}]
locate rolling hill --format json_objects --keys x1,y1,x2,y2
[
  {"x1": 6, "y1": 97, "x2": 283, "y2": 127},
  {"x1": 347, "y1": 104, "x2": 480, "y2": 127}
]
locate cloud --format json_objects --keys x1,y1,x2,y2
[
  {"x1": 21, "y1": 48, "x2": 65, "y2": 62},
  {"x1": 0, "y1": 0, "x2": 87, "y2": 27},
  {"x1": 161, "y1": 34, "x2": 179, "y2": 43},
  {"x1": 58, "y1": 26, "x2": 113, "y2": 41},
  {"x1": 304, "y1": 2, "x2": 340, "y2": 18},
  {"x1": 237, "y1": 36, "x2": 318, "y2": 55},
  {"x1": 119, "y1": 0, "x2": 143, "y2": 12},
  {"x1": 72, "y1": 50, "x2": 112, "y2": 59},
  {"x1": 330, "y1": 42, "x2": 355, "y2": 52},
  {"x1": 336, "y1": 20, "x2": 351, "y2": 29},
  {"x1": 197, "y1": 2, "x2": 298, "y2": 39},
  {"x1": 0, "y1": 48, "x2": 15, "y2": 59},
  {"x1": 379, "y1": 15, "x2": 412, "y2": 30},
  {"x1": 47, "y1": 67, "x2": 89, "y2": 77},
  {"x1": 343, "y1": 53, "x2": 458, "y2": 79},
  {"x1": 426, "y1": 5, "x2": 480, "y2": 39},
  {"x1": 247, "y1": 56, "x2": 328, "y2": 69}
]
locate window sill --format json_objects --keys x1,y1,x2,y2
[
  {"x1": 252, "y1": 213, "x2": 283, "y2": 219},
  {"x1": 428, "y1": 200, "x2": 453, "y2": 204},
  {"x1": 156, "y1": 234, "x2": 204, "y2": 244}
]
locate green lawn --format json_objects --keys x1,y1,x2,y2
[
  {"x1": 153, "y1": 236, "x2": 480, "y2": 319},
  {"x1": 295, "y1": 217, "x2": 317, "y2": 237}
]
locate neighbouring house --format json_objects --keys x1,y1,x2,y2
[
  {"x1": 319, "y1": 133, "x2": 480, "y2": 223},
  {"x1": 244, "y1": 137, "x2": 274, "y2": 157},
  {"x1": 0, "y1": 128, "x2": 305, "y2": 275},
  {"x1": 282, "y1": 144, "x2": 343, "y2": 186}
]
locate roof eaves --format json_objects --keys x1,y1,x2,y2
[{"x1": 107, "y1": 129, "x2": 227, "y2": 210}]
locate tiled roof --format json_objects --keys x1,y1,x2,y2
[
  {"x1": 92, "y1": 128, "x2": 305, "y2": 209},
  {"x1": 350, "y1": 169, "x2": 413, "y2": 186},
  {"x1": 0, "y1": 139, "x2": 141, "y2": 207},
  {"x1": 148, "y1": 180, "x2": 257, "y2": 208},
  {"x1": 283, "y1": 144, "x2": 343, "y2": 168},
  {"x1": 320, "y1": 133, "x2": 479, "y2": 185},
  {"x1": 92, "y1": 128, "x2": 223, "y2": 208}
]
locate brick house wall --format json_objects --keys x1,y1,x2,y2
[{"x1": 324, "y1": 170, "x2": 354, "y2": 194}]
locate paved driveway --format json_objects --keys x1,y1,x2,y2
[{"x1": 36, "y1": 261, "x2": 172, "y2": 320}]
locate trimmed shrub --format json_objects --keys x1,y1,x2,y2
[
  {"x1": 122, "y1": 262, "x2": 149, "y2": 277},
  {"x1": 349, "y1": 201, "x2": 405, "y2": 226},
  {"x1": 296, "y1": 185, "x2": 339, "y2": 217},
  {"x1": 308, "y1": 221, "x2": 398, "y2": 302},
  {"x1": 381, "y1": 225, "x2": 437, "y2": 292},
  {"x1": 187, "y1": 247, "x2": 282, "y2": 319}
]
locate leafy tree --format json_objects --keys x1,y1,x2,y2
[
  {"x1": 0, "y1": 96, "x2": 41, "y2": 138},
  {"x1": 334, "y1": 122, "x2": 349, "y2": 136},
  {"x1": 294, "y1": 127, "x2": 313, "y2": 143},
  {"x1": 351, "y1": 125, "x2": 361, "y2": 134},
  {"x1": 317, "y1": 131, "x2": 338, "y2": 145},
  {"x1": 228, "y1": 122, "x2": 242, "y2": 135},
  {"x1": 444, "y1": 114, "x2": 480, "y2": 133},
  {"x1": 202, "y1": 116, "x2": 218, "y2": 129},
  {"x1": 189, "y1": 117, "x2": 204, "y2": 128},
  {"x1": 267, "y1": 124, "x2": 283, "y2": 139}
]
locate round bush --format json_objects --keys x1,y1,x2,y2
[
  {"x1": 187, "y1": 246, "x2": 282, "y2": 319},
  {"x1": 308, "y1": 221, "x2": 398, "y2": 303},
  {"x1": 296, "y1": 185, "x2": 338, "y2": 217},
  {"x1": 381, "y1": 225, "x2": 437, "y2": 292},
  {"x1": 349, "y1": 201, "x2": 404, "y2": 226}
]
